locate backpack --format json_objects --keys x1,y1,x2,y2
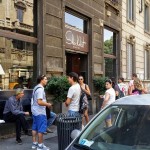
[
  {"x1": 118, "y1": 84, "x2": 125, "y2": 98},
  {"x1": 31, "y1": 87, "x2": 42, "y2": 106},
  {"x1": 79, "y1": 90, "x2": 89, "y2": 114},
  {"x1": 118, "y1": 90, "x2": 125, "y2": 98}
]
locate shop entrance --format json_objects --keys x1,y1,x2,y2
[{"x1": 66, "y1": 52, "x2": 88, "y2": 81}]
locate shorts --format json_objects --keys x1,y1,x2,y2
[
  {"x1": 105, "y1": 114, "x2": 111, "y2": 120},
  {"x1": 32, "y1": 115, "x2": 47, "y2": 133},
  {"x1": 67, "y1": 110, "x2": 80, "y2": 117}
]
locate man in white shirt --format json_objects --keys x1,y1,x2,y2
[
  {"x1": 65, "y1": 72, "x2": 81, "y2": 117},
  {"x1": 31, "y1": 75, "x2": 51, "y2": 150}
]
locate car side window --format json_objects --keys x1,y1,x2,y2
[
  {"x1": 76, "y1": 106, "x2": 150, "y2": 150},
  {"x1": 79, "y1": 107, "x2": 121, "y2": 144},
  {"x1": 126, "y1": 109, "x2": 138, "y2": 122}
]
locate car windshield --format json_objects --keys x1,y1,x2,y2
[{"x1": 74, "y1": 105, "x2": 150, "y2": 150}]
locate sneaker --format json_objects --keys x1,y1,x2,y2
[
  {"x1": 37, "y1": 144, "x2": 50, "y2": 150},
  {"x1": 16, "y1": 138, "x2": 22, "y2": 145},
  {"x1": 43, "y1": 132, "x2": 47, "y2": 135},
  {"x1": 32, "y1": 143, "x2": 38, "y2": 149},
  {"x1": 46, "y1": 128, "x2": 53, "y2": 133}
]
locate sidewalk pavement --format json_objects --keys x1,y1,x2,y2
[
  {"x1": 0, "y1": 125, "x2": 58, "y2": 150},
  {"x1": 0, "y1": 115, "x2": 95, "y2": 150}
]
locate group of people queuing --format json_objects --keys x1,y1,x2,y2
[
  {"x1": 101, "y1": 73, "x2": 148, "y2": 128},
  {"x1": 2, "y1": 72, "x2": 91, "y2": 150}
]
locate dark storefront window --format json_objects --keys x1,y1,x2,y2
[
  {"x1": 0, "y1": 0, "x2": 37, "y2": 90},
  {"x1": 105, "y1": 58, "x2": 116, "y2": 78},
  {"x1": 104, "y1": 28, "x2": 118, "y2": 78}
]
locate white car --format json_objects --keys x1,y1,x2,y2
[{"x1": 67, "y1": 94, "x2": 150, "y2": 150}]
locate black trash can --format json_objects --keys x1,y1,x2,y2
[
  {"x1": 96, "y1": 97, "x2": 104, "y2": 113},
  {"x1": 56, "y1": 113, "x2": 82, "y2": 150}
]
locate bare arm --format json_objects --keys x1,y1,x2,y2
[
  {"x1": 116, "y1": 91, "x2": 119, "y2": 96},
  {"x1": 82, "y1": 85, "x2": 91, "y2": 95},
  {"x1": 142, "y1": 88, "x2": 148, "y2": 94},
  {"x1": 65, "y1": 98, "x2": 72, "y2": 107},
  {"x1": 128, "y1": 85, "x2": 134, "y2": 95},
  {"x1": 101, "y1": 92, "x2": 110, "y2": 108},
  {"x1": 37, "y1": 99, "x2": 51, "y2": 108}
]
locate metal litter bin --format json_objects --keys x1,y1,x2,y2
[{"x1": 56, "y1": 113, "x2": 82, "y2": 150}]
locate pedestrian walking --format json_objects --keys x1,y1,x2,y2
[
  {"x1": 65, "y1": 72, "x2": 81, "y2": 117},
  {"x1": 101, "y1": 79, "x2": 116, "y2": 127},
  {"x1": 3, "y1": 88, "x2": 31, "y2": 144},
  {"x1": 78, "y1": 75, "x2": 91, "y2": 125},
  {"x1": 31, "y1": 75, "x2": 52, "y2": 150}
]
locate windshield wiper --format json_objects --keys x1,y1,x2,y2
[{"x1": 74, "y1": 143, "x2": 95, "y2": 150}]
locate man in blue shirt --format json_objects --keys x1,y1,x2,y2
[
  {"x1": 31, "y1": 75, "x2": 51, "y2": 150},
  {"x1": 3, "y1": 88, "x2": 30, "y2": 144}
]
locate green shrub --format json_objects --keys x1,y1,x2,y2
[
  {"x1": 93, "y1": 77, "x2": 108, "y2": 95},
  {"x1": 46, "y1": 76, "x2": 70, "y2": 103}
]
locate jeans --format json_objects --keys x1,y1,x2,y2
[
  {"x1": 67, "y1": 110, "x2": 80, "y2": 117},
  {"x1": 3, "y1": 112, "x2": 29, "y2": 140},
  {"x1": 47, "y1": 112, "x2": 56, "y2": 128}
]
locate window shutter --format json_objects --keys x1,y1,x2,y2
[
  {"x1": 144, "y1": 51, "x2": 147, "y2": 79},
  {"x1": 128, "y1": 0, "x2": 134, "y2": 21},
  {"x1": 144, "y1": 50, "x2": 149, "y2": 80},
  {"x1": 127, "y1": 43, "x2": 133, "y2": 79},
  {"x1": 144, "y1": 5, "x2": 150, "y2": 31}
]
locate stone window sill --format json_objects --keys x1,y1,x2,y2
[
  {"x1": 144, "y1": 30, "x2": 150, "y2": 36},
  {"x1": 127, "y1": 19, "x2": 135, "y2": 26}
]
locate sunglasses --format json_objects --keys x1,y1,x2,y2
[{"x1": 79, "y1": 78, "x2": 83, "y2": 80}]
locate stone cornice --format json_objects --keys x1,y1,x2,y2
[{"x1": 13, "y1": 0, "x2": 33, "y2": 8}]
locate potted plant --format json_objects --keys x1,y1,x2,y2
[
  {"x1": 93, "y1": 77, "x2": 108, "y2": 95},
  {"x1": 93, "y1": 77, "x2": 108, "y2": 112},
  {"x1": 46, "y1": 76, "x2": 70, "y2": 113}
]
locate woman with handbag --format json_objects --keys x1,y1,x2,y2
[{"x1": 78, "y1": 75, "x2": 91, "y2": 125}]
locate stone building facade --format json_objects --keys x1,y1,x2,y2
[
  {"x1": 0, "y1": 0, "x2": 122, "y2": 92},
  {"x1": 0, "y1": 0, "x2": 34, "y2": 89},
  {"x1": 0, "y1": 0, "x2": 122, "y2": 114},
  {"x1": 121, "y1": 0, "x2": 150, "y2": 86},
  {"x1": 38, "y1": 0, "x2": 122, "y2": 87}
]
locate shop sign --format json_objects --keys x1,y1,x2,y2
[{"x1": 65, "y1": 27, "x2": 89, "y2": 53}]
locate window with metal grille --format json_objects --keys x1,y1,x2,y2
[
  {"x1": 127, "y1": 0, "x2": 134, "y2": 21},
  {"x1": 127, "y1": 43, "x2": 133, "y2": 79}
]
